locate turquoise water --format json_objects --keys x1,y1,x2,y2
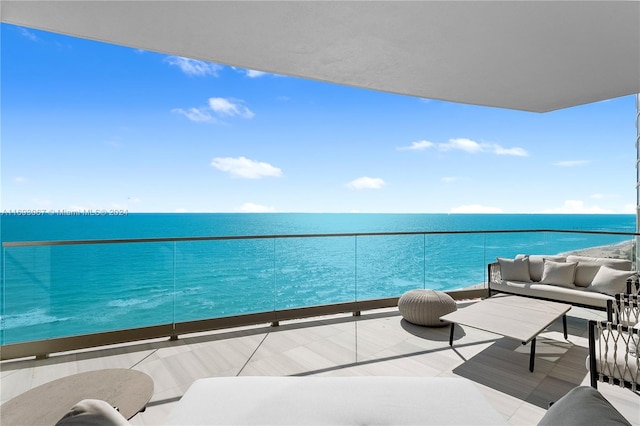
[{"x1": 1, "y1": 213, "x2": 636, "y2": 344}]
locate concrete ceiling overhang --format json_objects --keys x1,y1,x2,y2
[{"x1": 2, "y1": 1, "x2": 639, "y2": 112}]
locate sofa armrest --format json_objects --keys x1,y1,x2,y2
[{"x1": 488, "y1": 262, "x2": 501, "y2": 284}]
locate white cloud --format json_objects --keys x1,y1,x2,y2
[
  {"x1": 399, "y1": 138, "x2": 528, "y2": 156},
  {"x1": 622, "y1": 203, "x2": 636, "y2": 214},
  {"x1": 346, "y1": 177, "x2": 386, "y2": 190},
  {"x1": 173, "y1": 97, "x2": 254, "y2": 123},
  {"x1": 13, "y1": 177, "x2": 27, "y2": 184},
  {"x1": 493, "y1": 146, "x2": 528, "y2": 156},
  {"x1": 231, "y1": 67, "x2": 269, "y2": 78},
  {"x1": 541, "y1": 200, "x2": 613, "y2": 214},
  {"x1": 32, "y1": 198, "x2": 52, "y2": 207},
  {"x1": 397, "y1": 140, "x2": 434, "y2": 151},
  {"x1": 553, "y1": 160, "x2": 589, "y2": 167},
  {"x1": 590, "y1": 193, "x2": 619, "y2": 200},
  {"x1": 19, "y1": 28, "x2": 39, "y2": 42},
  {"x1": 441, "y1": 176, "x2": 460, "y2": 183},
  {"x1": 450, "y1": 204, "x2": 503, "y2": 213},
  {"x1": 165, "y1": 56, "x2": 221, "y2": 77},
  {"x1": 208, "y1": 98, "x2": 255, "y2": 118},
  {"x1": 440, "y1": 138, "x2": 484, "y2": 153},
  {"x1": 171, "y1": 107, "x2": 215, "y2": 123},
  {"x1": 211, "y1": 156, "x2": 282, "y2": 179},
  {"x1": 238, "y1": 202, "x2": 276, "y2": 212},
  {"x1": 246, "y1": 70, "x2": 267, "y2": 78}
]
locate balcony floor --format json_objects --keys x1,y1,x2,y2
[{"x1": 1, "y1": 302, "x2": 639, "y2": 425}]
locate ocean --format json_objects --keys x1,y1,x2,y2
[{"x1": 1, "y1": 213, "x2": 636, "y2": 345}]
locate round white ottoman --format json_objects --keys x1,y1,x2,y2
[{"x1": 398, "y1": 289, "x2": 457, "y2": 327}]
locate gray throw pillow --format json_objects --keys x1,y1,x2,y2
[
  {"x1": 540, "y1": 260, "x2": 577, "y2": 288},
  {"x1": 497, "y1": 257, "x2": 531, "y2": 282},
  {"x1": 537, "y1": 386, "x2": 631, "y2": 426}
]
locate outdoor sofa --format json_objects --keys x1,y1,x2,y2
[
  {"x1": 488, "y1": 254, "x2": 639, "y2": 310},
  {"x1": 55, "y1": 378, "x2": 632, "y2": 426}
]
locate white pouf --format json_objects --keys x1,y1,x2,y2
[{"x1": 398, "y1": 289, "x2": 457, "y2": 327}]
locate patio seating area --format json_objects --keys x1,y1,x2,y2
[{"x1": 1, "y1": 301, "x2": 638, "y2": 425}]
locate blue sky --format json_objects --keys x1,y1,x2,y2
[{"x1": 1, "y1": 23, "x2": 637, "y2": 214}]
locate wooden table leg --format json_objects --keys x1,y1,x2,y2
[{"x1": 562, "y1": 314, "x2": 568, "y2": 340}]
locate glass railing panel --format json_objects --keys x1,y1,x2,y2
[
  {"x1": 484, "y1": 231, "x2": 635, "y2": 262},
  {"x1": 173, "y1": 239, "x2": 276, "y2": 321},
  {"x1": 2, "y1": 245, "x2": 54, "y2": 345},
  {"x1": 423, "y1": 233, "x2": 488, "y2": 291},
  {"x1": 1, "y1": 242, "x2": 175, "y2": 344},
  {"x1": 484, "y1": 231, "x2": 551, "y2": 261},
  {"x1": 356, "y1": 234, "x2": 425, "y2": 299},
  {"x1": 543, "y1": 232, "x2": 635, "y2": 260},
  {"x1": 274, "y1": 236, "x2": 356, "y2": 309}
]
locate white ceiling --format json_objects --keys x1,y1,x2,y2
[{"x1": 2, "y1": 1, "x2": 639, "y2": 112}]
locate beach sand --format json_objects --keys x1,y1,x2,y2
[{"x1": 559, "y1": 239, "x2": 635, "y2": 260}]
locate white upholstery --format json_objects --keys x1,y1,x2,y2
[
  {"x1": 540, "y1": 260, "x2": 577, "y2": 287},
  {"x1": 516, "y1": 254, "x2": 566, "y2": 282},
  {"x1": 490, "y1": 280, "x2": 613, "y2": 309},
  {"x1": 491, "y1": 255, "x2": 636, "y2": 309},
  {"x1": 587, "y1": 266, "x2": 635, "y2": 296},
  {"x1": 167, "y1": 376, "x2": 508, "y2": 425}
]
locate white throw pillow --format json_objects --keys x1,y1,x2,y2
[
  {"x1": 540, "y1": 260, "x2": 577, "y2": 288},
  {"x1": 566, "y1": 255, "x2": 632, "y2": 271},
  {"x1": 516, "y1": 254, "x2": 566, "y2": 282},
  {"x1": 574, "y1": 262, "x2": 602, "y2": 287},
  {"x1": 587, "y1": 265, "x2": 634, "y2": 296},
  {"x1": 497, "y1": 257, "x2": 531, "y2": 282}
]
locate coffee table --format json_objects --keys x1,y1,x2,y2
[
  {"x1": 1, "y1": 368, "x2": 153, "y2": 425},
  {"x1": 440, "y1": 295, "x2": 571, "y2": 372}
]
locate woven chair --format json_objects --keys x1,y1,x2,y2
[
  {"x1": 606, "y1": 293, "x2": 640, "y2": 325},
  {"x1": 588, "y1": 320, "x2": 639, "y2": 392}
]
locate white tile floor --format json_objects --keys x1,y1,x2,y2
[{"x1": 1, "y1": 303, "x2": 638, "y2": 425}]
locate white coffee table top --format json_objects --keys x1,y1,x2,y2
[{"x1": 440, "y1": 295, "x2": 571, "y2": 343}]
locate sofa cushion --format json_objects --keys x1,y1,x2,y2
[
  {"x1": 497, "y1": 257, "x2": 531, "y2": 282},
  {"x1": 587, "y1": 265, "x2": 634, "y2": 296},
  {"x1": 566, "y1": 255, "x2": 632, "y2": 271},
  {"x1": 516, "y1": 254, "x2": 566, "y2": 282},
  {"x1": 574, "y1": 262, "x2": 603, "y2": 287},
  {"x1": 540, "y1": 260, "x2": 577, "y2": 288},
  {"x1": 490, "y1": 280, "x2": 613, "y2": 309},
  {"x1": 537, "y1": 386, "x2": 631, "y2": 426}
]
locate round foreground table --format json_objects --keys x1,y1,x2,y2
[{"x1": 1, "y1": 368, "x2": 153, "y2": 425}]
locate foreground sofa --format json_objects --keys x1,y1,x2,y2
[
  {"x1": 56, "y1": 379, "x2": 632, "y2": 426},
  {"x1": 167, "y1": 376, "x2": 508, "y2": 425},
  {"x1": 489, "y1": 254, "x2": 638, "y2": 310}
]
